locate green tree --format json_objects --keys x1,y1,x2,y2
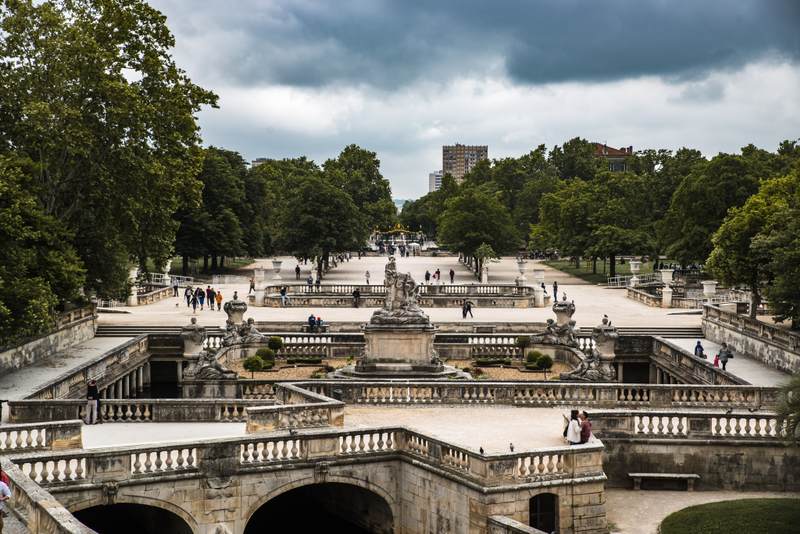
[
  {"x1": 0, "y1": 155, "x2": 85, "y2": 345},
  {"x1": 400, "y1": 175, "x2": 459, "y2": 236},
  {"x1": 437, "y1": 188, "x2": 518, "y2": 272},
  {"x1": 243, "y1": 355, "x2": 264, "y2": 379},
  {"x1": 548, "y1": 137, "x2": 603, "y2": 181},
  {"x1": 323, "y1": 145, "x2": 396, "y2": 231},
  {"x1": 0, "y1": 0, "x2": 217, "y2": 296},
  {"x1": 777, "y1": 374, "x2": 800, "y2": 443}
]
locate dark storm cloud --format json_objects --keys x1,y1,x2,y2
[{"x1": 154, "y1": 0, "x2": 799, "y2": 88}]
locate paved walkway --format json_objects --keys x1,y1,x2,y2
[
  {"x1": 101, "y1": 256, "x2": 702, "y2": 329},
  {"x1": 665, "y1": 338, "x2": 790, "y2": 387},
  {"x1": 605, "y1": 489, "x2": 800, "y2": 534}
]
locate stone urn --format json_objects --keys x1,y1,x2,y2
[
  {"x1": 629, "y1": 260, "x2": 641, "y2": 287},
  {"x1": 271, "y1": 259, "x2": 283, "y2": 280},
  {"x1": 659, "y1": 269, "x2": 674, "y2": 284},
  {"x1": 126, "y1": 267, "x2": 140, "y2": 307},
  {"x1": 701, "y1": 280, "x2": 718, "y2": 300},
  {"x1": 180, "y1": 317, "x2": 206, "y2": 357},
  {"x1": 516, "y1": 258, "x2": 528, "y2": 284},
  {"x1": 533, "y1": 269, "x2": 545, "y2": 285},
  {"x1": 480, "y1": 265, "x2": 489, "y2": 283},
  {"x1": 223, "y1": 292, "x2": 248, "y2": 325},
  {"x1": 552, "y1": 297, "x2": 576, "y2": 327}
]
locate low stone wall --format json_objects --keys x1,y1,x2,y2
[
  {"x1": 651, "y1": 337, "x2": 747, "y2": 385},
  {"x1": 0, "y1": 307, "x2": 96, "y2": 376},
  {"x1": 488, "y1": 516, "x2": 547, "y2": 534},
  {"x1": 0, "y1": 420, "x2": 83, "y2": 451},
  {"x1": 1, "y1": 458, "x2": 96, "y2": 534},
  {"x1": 626, "y1": 287, "x2": 662, "y2": 307},
  {"x1": 702, "y1": 305, "x2": 800, "y2": 374},
  {"x1": 136, "y1": 285, "x2": 173, "y2": 306}
]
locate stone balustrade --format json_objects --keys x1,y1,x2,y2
[
  {"x1": 0, "y1": 420, "x2": 83, "y2": 451},
  {"x1": 488, "y1": 515, "x2": 548, "y2": 534},
  {"x1": 703, "y1": 304, "x2": 800, "y2": 373},
  {"x1": 651, "y1": 337, "x2": 747, "y2": 385},
  {"x1": 246, "y1": 382, "x2": 345, "y2": 432},
  {"x1": 7, "y1": 399, "x2": 272, "y2": 424},
  {"x1": 0, "y1": 458, "x2": 96, "y2": 534},
  {"x1": 28, "y1": 335, "x2": 150, "y2": 400},
  {"x1": 290, "y1": 380, "x2": 778, "y2": 410},
  {"x1": 135, "y1": 285, "x2": 173, "y2": 306},
  {"x1": 591, "y1": 410, "x2": 784, "y2": 441},
  {"x1": 11, "y1": 426, "x2": 604, "y2": 492}
]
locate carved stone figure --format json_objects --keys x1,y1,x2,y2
[
  {"x1": 369, "y1": 257, "x2": 430, "y2": 325},
  {"x1": 194, "y1": 349, "x2": 237, "y2": 380},
  {"x1": 560, "y1": 315, "x2": 618, "y2": 382},
  {"x1": 239, "y1": 317, "x2": 266, "y2": 344},
  {"x1": 221, "y1": 319, "x2": 241, "y2": 347}
]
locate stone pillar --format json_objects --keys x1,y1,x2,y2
[
  {"x1": 137, "y1": 367, "x2": 144, "y2": 392},
  {"x1": 177, "y1": 361, "x2": 183, "y2": 383},
  {"x1": 533, "y1": 286, "x2": 545, "y2": 307},
  {"x1": 126, "y1": 267, "x2": 140, "y2": 307},
  {"x1": 516, "y1": 259, "x2": 527, "y2": 284},
  {"x1": 701, "y1": 280, "x2": 718, "y2": 300},
  {"x1": 116, "y1": 381, "x2": 123, "y2": 399},
  {"x1": 649, "y1": 364, "x2": 657, "y2": 384},
  {"x1": 253, "y1": 268, "x2": 267, "y2": 306},
  {"x1": 143, "y1": 363, "x2": 151, "y2": 387},
  {"x1": 661, "y1": 286, "x2": 673, "y2": 308},
  {"x1": 617, "y1": 362, "x2": 624, "y2": 382},
  {"x1": 123, "y1": 374, "x2": 130, "y2": 397},
  {"x1": 659, "y1": 269, "x2": 674, "y2": 284}
]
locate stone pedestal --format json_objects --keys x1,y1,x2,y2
[
  {"x1": 480, "y1": 265, "x2": 489, "y2": 283},
  {"x1": 181, "y1": 318, "x2": 206, "y2": 357},
  {"x1": 629, "y1": 261, "x2": 641, "y2": 287},
  {"x1": 701, "y1": 280, "x2": 718, "y2": 300},
  {"x1": 126, "y1": 267, "x2": 139, "y2": 307},
  {"x1": 271, "y1": 259, "x2": 283, "y2": 281},
  {"x1": 661, "y1": 286, "x2": 673, "y2": 308}
]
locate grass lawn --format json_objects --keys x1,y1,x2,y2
[
  {"x1": 543, "y1": 258, "x2": 665, "y2": 285},
  {"x1": 660, "y1": 498, "x2": 800, "y2": 534}
]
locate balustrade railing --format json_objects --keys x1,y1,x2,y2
[
  {"x1": 591, "y1": 410, "x2": 784, "y2": 440},
  {"x1": 0, "y1": 421, "x2": 83, "y2": 451},
  {"x1": 703, "y1": 304, "x2": 800, "y2": 354}
]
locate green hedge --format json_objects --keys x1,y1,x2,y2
[{"x1": 660, "y1": 499, "x2": 800, "y2": 534}]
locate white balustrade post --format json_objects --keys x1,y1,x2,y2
[{"x1": 661, "y1": 286, "x2": 673, "y2": 308}]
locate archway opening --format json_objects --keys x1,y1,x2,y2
[
  {"x1": 530, "y1": 492, "x2": 558, "y2": 533},
  {"x1": 245, "y1": 482, "x2": 393, "y2": 534},
  {"x1": 73, "y1": 503, "x2": 192, "y2": 534}
]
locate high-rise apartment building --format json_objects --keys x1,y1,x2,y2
[
  {"x1": 428, "y1": 170, "x2": 443, "y2": 192},
  {"x1": 442, "y1": 144, "x2": 488, "y2": 182}
]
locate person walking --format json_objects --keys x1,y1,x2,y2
[
  {"x1": 462, "y1": 300, "x2": 474, "y2": 318},
  {"x1": 248, "y1": 277, "x2": 256, "y2": 294},
  {"x1": 564, "y1": 409, "x2": 582, "y2": 445},
  {"x1": 718, "y1": 343, "x2": 733, "y2": 371},
  {"x1": 435, "y1": 268, "x2": 441, "y2": 285},
  {"x1": 85, "y1": 379, "x2": 99, "y2": 425},
  {"x1": 295, "y1": 265, "x2": 301, "y2": 280},
  {"x1": 579, "y1": 411, "x2": 592, "y2": 444},
  {"x1": 184, "y1": 286, "x2": 192, "y2": 308},
  {"x1": 315, "y1": 277, "x2": 321, "y2": 291},
  {"x1": 306, "y1": 275, "x2": 313, "y2": 288},
  {"x1": 365, "y1": 270, "x2": 371, "y2": 285},
  {"x1": 424, "y1": 270, "x2": 431, "y2": 284},
  {"x1": 540, "y1": 282, "x2": 548, "y2": 295},
  {"x1": 190, "y1": 292, "x2": 198, "y2": 314},
  {"x1": 206, "y1": 286, "x2": 215, "y2": 312},
  {"x1": 553, "y1": 281, "x2": 558, "y2": 300},
  {"x1": 449, "y1": 268, "x2": 455, "y2": 284},
  {"x1": 196, "y1": 287, "x2": 205, "y2": 311},
  {"x1": 215, "y1": 290, "x2": 223, "y2": 311},
  {"x1": 172, "y1": 279, "x2": 179, "y2": 297},
  {"x1": 694, "y1": 340, "x2": 705, "y2": 359},
  {"x1": 352, "y1": 288, "x2": 361, "y2": 308}
]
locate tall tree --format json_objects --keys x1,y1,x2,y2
[
  {"x1": 548, "y1": 137, "x2": 603, "y2": 181},
  {"x1": 0, "y1": 0, "x2": 217, "y2": 295}
]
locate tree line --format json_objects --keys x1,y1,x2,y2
[
  {"x1": 0, "y1": 0, "x2": 396, "y2": 346},
  {"x1": 401, "y1": 138, "x2": 800, "y2": 326}
]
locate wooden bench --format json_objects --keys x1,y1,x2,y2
[{"x1": 629, "y1": 473, "x2": 700, "y2": 491}]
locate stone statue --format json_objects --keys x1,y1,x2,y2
[
  {"x1": 221, "y1": 319, "x2": 241, "y2": 347},
  {"x1": 370, "y1": 257, "x2": 430, "y2": 325},
  {"x1": 238, "y1": 317, "x2": 266, "y2": 344},
  {"x1": 194, "y1": 349, "x2": 237, "y2": 380},
  {"x1": 560, "y1": 315, "x2": 618, "y2": 382},
  {"x1": 180, "y1": 317, "x2": 206, "y2": 356}
]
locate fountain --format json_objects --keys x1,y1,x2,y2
[{"x1": 335, "y1": 257, "x2": 469, "y2": 379}]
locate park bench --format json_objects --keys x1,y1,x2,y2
[{"x1": 629, "y1": 472, "x2": 700, "y2": 491}]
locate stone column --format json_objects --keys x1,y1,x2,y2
[
  {"x1": 176, "y1": 361, "x2": 183, "y2": 383},
  {"x1": 122, "y1": 375, "x2": 129, "y2": 397},
  {"x1": 116, "y1": 381, "x2": 123, "y2": 399},
  {"x1": 137, "y1": 367, "x2": 144, "y2": 392},
  {"x1": 533, "y1": 286, "x2": 545, "y2": 307},
  {"x1": 253, "y1": 268, "x2": 267, "y2": 306},
  {"x1": 661, "y1": 286, "x2": 673, "y2": 308},
  {"x1": 126, "y1": 267, "x2": 140, "y2": 306},
  {"x1": 617, "y1": 362, "x2": 624, "y2": 382}
]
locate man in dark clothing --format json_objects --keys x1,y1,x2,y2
[
  {"x1": 308, "y1": 314, "x2": 317, "y2": 332},
  {"x1": 295, "y1": 265, "x2": 301, "y2": 280},
  {"x1": 449, "y1": 269, "x2": 455, "y2": 284},
  {"x1": 462, "y1": 300, "x2": 474, "y2": 318},
  {"x1": 553, "y1": 281, "x2": 558, "y2": 301},
  {"x1": 352, "y1": 288, "x2": 361, "y2": 308},
  {"x1": 425, "y1": 270, "x2": 431, "y2": 284},
  {"x1": 206, "y1": 286, "x2": 215, "y2": 311},
  {"x1": 85, "y1": 380, "x2": 99, "y2": 425},
  {"x1": 248, "y1": 277, "x2": 256, "y2": 294},
  {"x1": 172, "y1": 280, "x2": 179, "y2": 297},
  {"x1": 579, "y1": 411, "x2": 592, "y2": 443}
]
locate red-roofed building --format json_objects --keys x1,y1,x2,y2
[{"x1": 594, "y1": 143, "x2": 633, "y2": 172}]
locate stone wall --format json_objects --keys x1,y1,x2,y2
[
  {"x1": 702, "y1": 305, "x2": 799, "y2": 374},
  {"x1": 0, "y1": 307, "x2": 96, "y2": 376},
  {"x1": 601, "y1": 439, "x2": 800, "y2": 491}
]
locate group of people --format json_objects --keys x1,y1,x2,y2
[
  {"x1": 184, "y1": 285, "x2": 223, "y2": 313},
  {"x1": 307, "y1": 314, "x2": 325, "y2": 332},
  {"x1": 564, "y1": 410, "x2": 594, "y2": 445},
  {"x1": 694, "y1": 341, "x2": 734, "y2": 371},
  {"x1": 423, "y1": 268, "x2": 456, "y2": 285}
]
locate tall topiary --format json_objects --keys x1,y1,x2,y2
[
  {"x1": 243, "y1": 355, "x2": 264, "y2": 378},
  {"x1": 267, "y1": 336, "x2": 284, "y2": 352}
]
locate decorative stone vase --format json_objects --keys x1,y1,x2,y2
[
  {"x1": 516, "y1": 259, "x2": 527, "y2": 283},
  {"x1": 223, "y1": 293, "x2": 248, "y2": 325},
  {"x1": 480, "y1": 265, "x2": 489, "y2": 283},
  {"x1": 180, "y1": 317, "x2": 206, "y2": 357},
  {"x1": 552, "y1": 298, "x2": 576, "y2": 327},
  {"x1": 628, "y1": 260, "x2": 641, "y2": 287},
  {"x1": 126, "y1": 267, "x2": 140, "y2": 307},
  {"x1": 271, "y1": 260, "x2": 283, "y2": 280},
  {"x1": 659, "y1": 269, "x2": 674, "y2": 284},
  {"x1": 701, "y1": 280, "x2": 718, "y2": 299}
]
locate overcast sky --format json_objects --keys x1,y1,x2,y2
[{"x1": 151, "y1": 0, "x2": 800, "y2": 199}]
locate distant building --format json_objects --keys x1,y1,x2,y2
[
  {"x1": 428, "y1": 170, "x2": 443, "y2": 192},
  {"x1": 442, "y1": 144, "x2": 488, "y2": 182},
  {"x1": 594, "y1": 143, "x2": 633, "y2": 172},
  {"x1": 250, "y1": 158, "x2": 269, "y2": 167}
]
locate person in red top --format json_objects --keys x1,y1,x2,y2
[
  {"x1": 0, "y1": 467, "x2": 9, "y2": 486},
  {"x1": 579, "y1": 411, "x2": 592, "y2": 444}
]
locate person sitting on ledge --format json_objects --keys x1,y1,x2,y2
[{"x1": 307, "y1": 313, "x2": 317, "y2": 332}]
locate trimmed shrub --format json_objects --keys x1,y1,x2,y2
[
  {"x1": 475, "y1": 357, "x2": 511, "y2": 367},
  {"x1": 536, "y1": 354, "x2": 554, "y2": 370},
  {"x1": 256, "y1": 348, "x2": 276, "y2": 361},
  {"x1": 243, "y1": 356, "x2": 264, "y2": 378},
  {"x1": 267, "y1": 336, "x2": 284, "y2": 351},
  {"x1": 262, "y1": 360, "x2": 274, "y2": 370},
  {"x1": 515, "y1": 336, "x2": 531, "y2": 351},
  {"x1": 287, "y1": 356, "x2": 323, "y2": 364},
  {"x1": 526, "y1": 350, "x2": 543, "y2": 364}
]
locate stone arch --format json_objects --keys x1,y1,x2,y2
[
  {"x1": 70, "y1": 494, "x2": 199, "y2": 533},
  {"x1": 529, "y1": 491, "x2": 559, "y2": 533},
  {"x1": 243, "y1": 475, "x2": 396, "y2": 533}
]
